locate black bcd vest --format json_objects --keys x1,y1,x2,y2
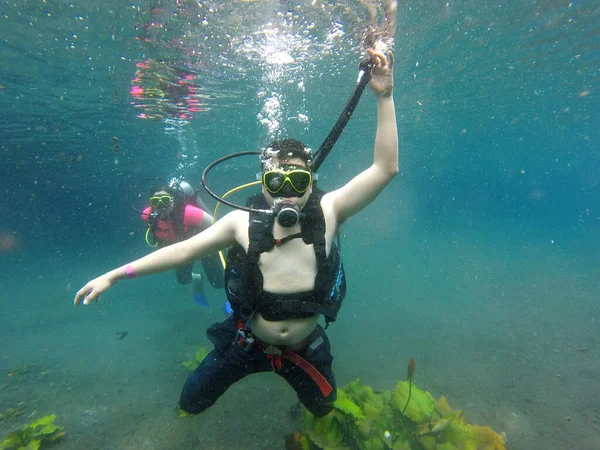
[{"x1": 224, "y1": 188, "x2": 346, "y2": 325}]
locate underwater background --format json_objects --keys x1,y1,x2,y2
[{"x1": 0, "y1": 0, "x2": 598, "y2": 449}]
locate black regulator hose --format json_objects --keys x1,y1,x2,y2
[
  {"x1": 201, "y1": 151, "x2": 272, "y2": 215},
  {"x1": 312, "y1": 58, "x2": 374, "y2": 173}
]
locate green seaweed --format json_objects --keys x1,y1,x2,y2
[
  {"x1": 297, "y1": 378, "x2": 506, "y2": 450},
  {"x1": 0, "y1": 414, "x2": 65, "y2": 450},
  {"x1": 334, "y1": 389, "x2": 366, "y2": 421},
  {"x1": 304, "y1": 409, "x2": 348, "y2": 449},
  {"x1": 0, "y1": 403, "x2": 27, "y2": 424},
  {"x1": 392, "y1": 381, "x2": 438, "y2": 424},
  {"x1": 181, "y1": 347, "x2": 210, "y2": 370}
]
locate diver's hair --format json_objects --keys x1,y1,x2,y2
[
  {"x1": 149, "y1": 184, "x2": 176, "y2": 197},
  {"x1": 260, "y1": 138, "x2": 313, "y2": 171}
]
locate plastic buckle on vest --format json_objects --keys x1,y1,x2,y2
[{"x1": 235, "y1": 328, "x2": 255, "y2": 352}]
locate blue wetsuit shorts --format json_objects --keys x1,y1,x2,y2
[{"x1": 179, "y1": 315, "x2": 336, "y2": 417}]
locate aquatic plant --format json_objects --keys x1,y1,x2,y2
[
  {"x1": 181, "y1": 347, "x2": 210, "y2": 371},
  {"x1": 5, "y1": 363, "x2": 50, "y2": 379},
  {"x1": 0, "y1": 403, "x2": 26, "y2": 424},
  {"x1": 402, "y1": 357, "x2": 416, "y2": 415},
  {"x1": 0, "y1": 414, "x2": 65, "y2": 450},
  {"x1": 296, "y1": 362, "x2": 506, "y2": 450}
]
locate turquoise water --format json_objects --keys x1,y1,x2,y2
[{"x1": 1, "y1": 1, "x2": 598, "y2": 449}]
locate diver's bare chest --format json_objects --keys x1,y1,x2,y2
[{"x1": 259, "y1": 238, "x2": 317, "y2": 293}]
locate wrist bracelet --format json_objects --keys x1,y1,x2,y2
[{"x1": 125, "y1": 265, "x2": 136, "y2": 279}]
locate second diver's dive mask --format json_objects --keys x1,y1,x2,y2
[
  {"x1": 150, "y1": 195, "x2": 174, "y2": 208},
  {"x1": 150, "y1": 194, "x2": 174, "y2": 220}
]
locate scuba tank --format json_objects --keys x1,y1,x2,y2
[{"x1": 171, "y1": 179, "x2": 211, "y2": 212}]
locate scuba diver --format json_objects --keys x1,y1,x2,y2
[
  {"x1": 142, "y1": 180, "x2": 224, "y2": 305},
  {"x1": 74, "y1": 47, "x2": 397, "y2": 419}
]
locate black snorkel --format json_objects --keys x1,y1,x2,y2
[{"x1": 201, "y1": 57, "x2": 374, "y2": 216}]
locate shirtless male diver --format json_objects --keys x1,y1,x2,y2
[{"x1": 74, "y1": 47, "x2": 398, "y2": 417}]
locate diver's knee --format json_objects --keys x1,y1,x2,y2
[
  {"x1": 302, "y1": 396, "x2": 334, "y2": 418},
  {"x1": 178, "y1": 395, "x2": 212, "y2": 415},
  {"x1": 310, "y1": 402, "x2": 334, "y2": 418}
]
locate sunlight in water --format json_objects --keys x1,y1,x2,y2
[
  {"x1": 236, "y1": 9, "x2": 348, "y2": 140},
  {"x1": 125, "y1": 0, "x2": 396, "y2": 167},
  {"x1": 228, "y1": 1, "x2": 397, "y2": 141}
]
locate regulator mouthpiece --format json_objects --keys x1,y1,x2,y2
[{"x1": 274, "y1": 205, "x2": 300, "y2": 228}]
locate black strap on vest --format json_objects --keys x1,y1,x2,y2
[
  {"x1": 275, "y1": 233, "x2": 302, "y2": 247},
  {"x1": 238, "y1": 190, "x2": 328, "y2": 321},
  {"x1": 171, "y1": 200, "x2": 187, "y2": 234}
]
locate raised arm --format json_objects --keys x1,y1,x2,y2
[
  {"x1": 324, "y1": 49, "x2": 398, "y2": 224},
  {"x1": 74, "y1": 210, "x2": 243, "y2": 305}
]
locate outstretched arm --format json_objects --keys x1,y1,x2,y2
[
  {"x1": 324, "y1": 49, "x2": 399, "y2": 224},
  {"x1": 74, "y1": 210, "x2": 242, "y2": 305}
]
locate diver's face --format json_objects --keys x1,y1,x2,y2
[
  {"x1": 151, "y1": 190, "x2": 174, "y2": 218},
  {"x1": 262, "y1": 157, "x2": 312, "y2": 209}
]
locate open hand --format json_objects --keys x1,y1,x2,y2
[
  {"x1": 367, "y1": 48, "x2": 394, "y2": 98},
  {"x1": 74, "y1": 274, "x2": 113, "y2": 305}
]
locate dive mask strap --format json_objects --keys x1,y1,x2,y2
[{"x1": 256, "y1": 172, "x2": 318, "y2": 181}]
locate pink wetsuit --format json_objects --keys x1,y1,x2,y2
[{"x1": 142, "y1": 204, "x2": 205, "y2": 243}]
